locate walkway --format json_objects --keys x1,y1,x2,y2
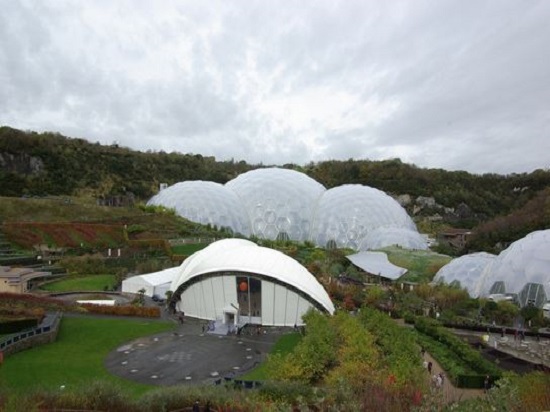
[{"x1": 422, "y1": 352, "x2": 484, "y2": 404}]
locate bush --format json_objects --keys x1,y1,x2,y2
[{"x1": 80, "y1": 304, "x2": 160, "y2": 318}]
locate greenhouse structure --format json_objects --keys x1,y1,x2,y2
[
  {"x1": 433, "y1": 230, "x2": 550, "y2": 308},
  {"x1": 148, "y1": 168, "x2": 427, "y2": 251}
]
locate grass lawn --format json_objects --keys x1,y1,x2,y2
[
  {"x1": 171, "y1": 243, "x2": 209, "y2": 256},
  {"x1": 40, "y1": 275, "x2": 117, "y2": 292},
  {"x1": 239, "y1": 332, "x2": 302, "y2": 381},
  {"x1": 381, "y1": 246, "x2": 452, "y2": 283},
  {"x1": 0, "y1": 316, "x2": 175, "y2": 396}
]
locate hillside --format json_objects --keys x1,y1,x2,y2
[
  {"x1": 0, "y1": 196, "x2": 223, "y2": 248},
  {"x1": 1, "y1": 126, "x2": 550, "y2": 246}
]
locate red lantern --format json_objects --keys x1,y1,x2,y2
[{"x1": 239, "y1": 281, "x2": 248, "y2": 292}]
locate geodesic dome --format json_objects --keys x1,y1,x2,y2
[
  {"x1": 226, "y1": 168, "x2": 326, "y2": 241},
  {"x1": 148, "y1": 169, "x2": 426, "y2": 251},
  {"x1": 310, "y1": 185, "x2": 421, "y2": 250},
  {"x1": 479, "y1": 230, "x2": 550, "y2": 307},
  {"x1": 432, "y1": 252, "x2": 496, "y2": 298},
  {"x1": 147, "y1": 181, "x2": 251, "y2": 236}
]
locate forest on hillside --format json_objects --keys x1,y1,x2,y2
[{"x1": 1, "y1": 126, "x2": 549, "y2": 251}]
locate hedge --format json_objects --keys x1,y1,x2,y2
[{"x1": 80, "y1": 304, "x2": 161, "y2": 318}]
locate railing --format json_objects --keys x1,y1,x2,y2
[{"x1": 0, "y1": 311, "x2": 62, "y2": 354}]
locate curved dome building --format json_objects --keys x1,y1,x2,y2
[
  {"x1": 479, "y1": 230, "x2": 550, "y2": 307},
  {"x1": 311, "y1": 185, "x2": 423, "y2": 250},
  {"x1": 148, "y1": 181, "x2": 251, "y2": 236},
  {"x1": 148, "y1": 168, "x2": 427, "y2": 251},
  {"x1": 170, "y1": 239, "x2": 334, "y2": 327},
  {"x1": 226, "y1": 168, "x2": 326, "y2": 241},
  {"x1": 432, "y1": 252, "x2": 496, "y2": 298}
]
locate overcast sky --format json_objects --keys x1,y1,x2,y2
[{"x1": 1, "y1": 1, "x2": 549, "y2": 174}]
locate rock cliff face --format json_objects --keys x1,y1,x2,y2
[{"x1": 0, "y1": 152, "x2": 44, "y2": 175}]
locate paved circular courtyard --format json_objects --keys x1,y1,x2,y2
[{"x1": 105, "y1": 318, "x2": 286, "y2": 386}]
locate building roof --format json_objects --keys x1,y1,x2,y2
[
  {"x1": 171, "y1": 239, "x2": 335, "y2": 314},
  {"x1": 346, "y1": 251, "x2": 407, "y2": 280}
]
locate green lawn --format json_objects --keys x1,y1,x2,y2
[
  {"x1": 239, "y1": 332, "x2": 302, "y2": 381},
  {"x1": 171, "y1": 243, "x2": 209, "y2": 256},
  {"x1": 0, "y1": 317, "x2": 175, "y2": 396},
  {"x1": 381, "y1": 246, "x2": 452, "y2": 283},
  {"x1": 40, "y1": 275, "x2": 116, "y2": 292}
]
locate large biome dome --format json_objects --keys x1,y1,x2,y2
[
  {"x1": 148, "y1": 168, "x2": 427, "y2": 251},
  {"x1": 226, "y1": 168, "x2": 325, "y2": 241}
]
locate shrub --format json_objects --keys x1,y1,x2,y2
[{"x1": 80, "y1": 304, "x2": 161, "y2": 318}]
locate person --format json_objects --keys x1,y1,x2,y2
[
  {"x1": 484, "y1": 375, "x2": 490, "y2": 393},
  {"x1": 439, "y1": 372, "x2": 445, "y2": 385},
  {"x1": 423, "y1": 360, "x2": 428, "y2": 370},
  {"x1": 192, "y1": 400, "x2": 200, "y2": 412},
  {"x1": 205, "y1": 400, "x2": 212, "y2": 412},
  {"x1": 427, "y1": 361, "x2": 432, "y2": 374}
]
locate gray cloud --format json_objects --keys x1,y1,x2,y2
[{"x1": 1, "y1": 0, "x2": 549, "y2": 174}]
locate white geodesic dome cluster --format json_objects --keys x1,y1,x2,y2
[
  {"x1": 433, "y1": 230, "x2": 550, "y2": 307},
  {"x1": 148, "y1": 168, "x2": 427, "y2": 251}
]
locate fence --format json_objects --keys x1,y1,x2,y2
[{"x1": 0, "y1": 311, "x2": 62, "y2": 356}]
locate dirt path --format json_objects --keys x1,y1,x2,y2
[{"x1": 423, "y1": 352, "x2": 484, "y2": 404}]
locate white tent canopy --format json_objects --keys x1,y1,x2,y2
[
  {"x1": 122, "y1": 266, "x2": 180, "y2": 297},
  {"x1": 346, "y1": 251, "x2": 407, "y2": 280}
]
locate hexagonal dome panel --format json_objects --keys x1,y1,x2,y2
[
  {"x1": 310, "y1": 185, "x2": 421, "y2": 249},
  {"x1": 147, "y1": 181, "x2": 251, "y2": 236},
  {"x1": 225, "y1": 168, "x2": 326, "y2": 241}
]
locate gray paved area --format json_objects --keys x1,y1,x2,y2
[{"x1": 105, "y1": 317, "x2": 287, "y2": 386}]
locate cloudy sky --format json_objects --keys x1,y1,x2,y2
[{"x1": 1, "y1": 1, "x2": 549, "y2": 174}]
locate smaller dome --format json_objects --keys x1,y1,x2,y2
[
  {"x1": 311, "y1": 185, "x2": 418, "y2": 250},
  {"x1": 479, "y1": 230, "x2": 550, "y2": 307},
  {"x1": 147, "y1": 181, "x2": 251, "y2": 236},
  {"x1": 433, "y1": 252, "x2": 496, "y2": 297}
]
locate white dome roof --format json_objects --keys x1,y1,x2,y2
[
  {"x1": 479, "y1": 230, "x2": 550, "y2": 307},
  {"x1": 147, "y1": 181, "x2": 251, "y2": 236},
  {"x1": 171, "y1": 239, "x2": 334, "y2": 313},
  {"x1": 311, "y1": 185, "x2": 422, "y2": 250},
  {"x1": 226, "y1": 168, "x2": 326, "y2": 241},
  {"x1": 148, "y1": 169, "x2": 425, "y2": 251},
  {"x1": 433, "y1": 252, "x2": 496, "y2": 297}
]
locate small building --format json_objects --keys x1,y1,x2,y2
[
  {"x1": 0, "y1": 266, "x2": 51, "y2": 293},
  {"x1": 437, "y1": 228, "x2": 472, "y2": 250},
  {"x1": 122, "y1": 267, "x2": 179, "y2": 298}
]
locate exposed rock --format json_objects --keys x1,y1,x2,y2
[{"x1": 0, "y1": 152, "x2": 44, "y2": 175}]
